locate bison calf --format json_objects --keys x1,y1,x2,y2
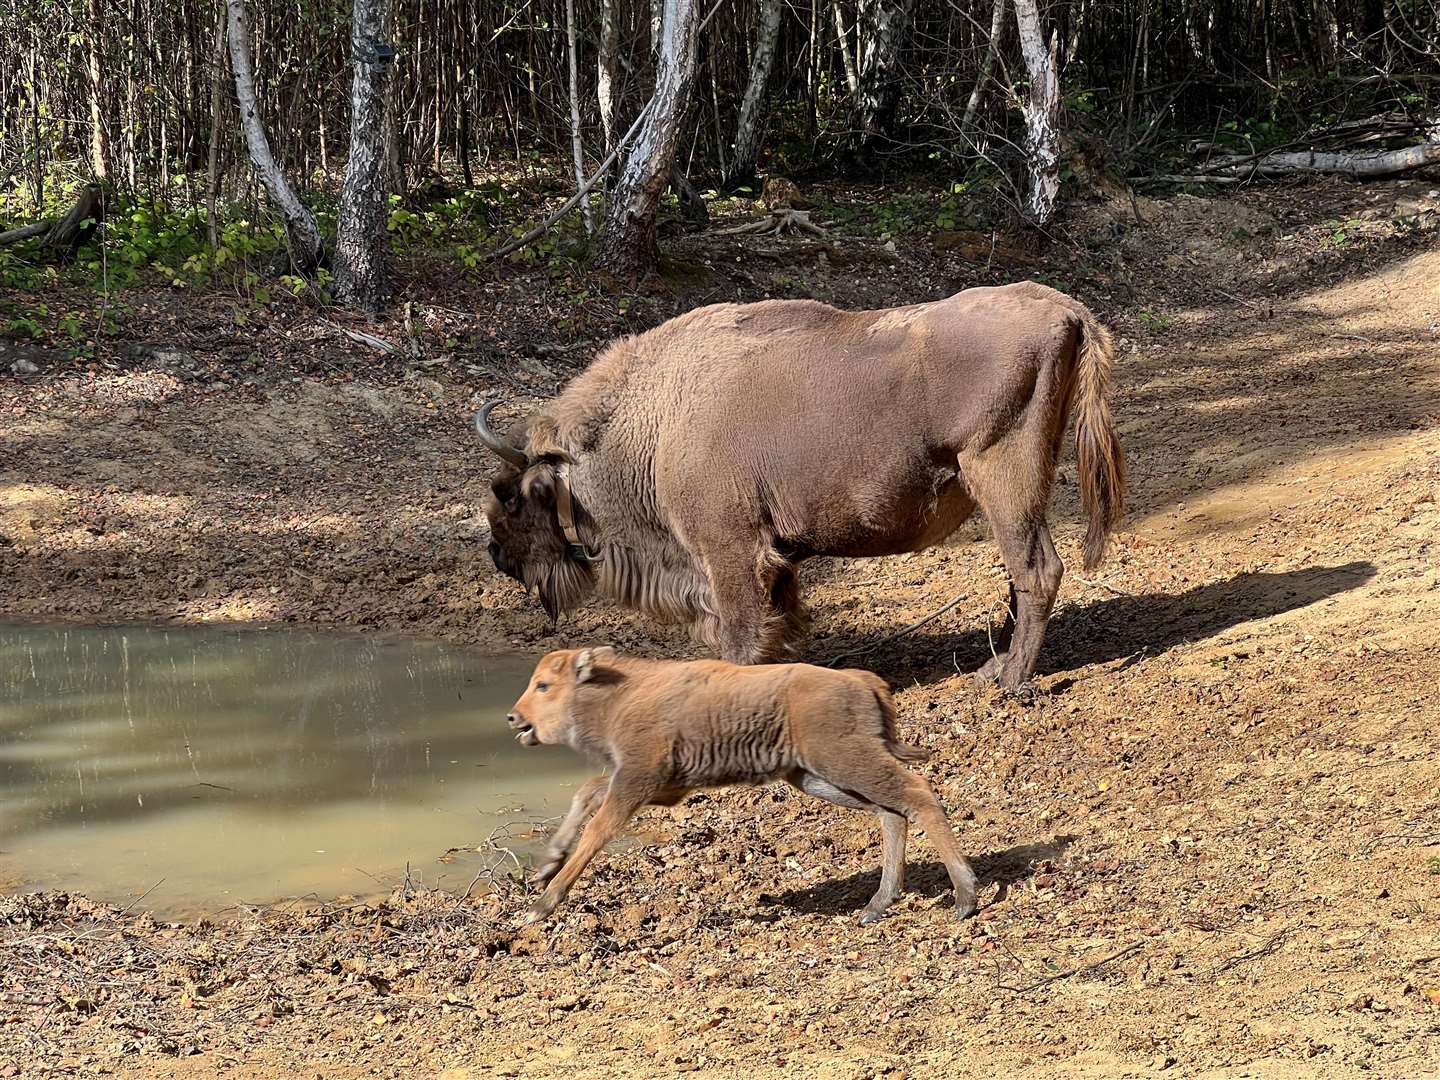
[{"x1": 505, "y1": 647, "x2": 977, "y2": 926}]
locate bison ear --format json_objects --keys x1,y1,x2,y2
[
  {"x1": 520, "y1": 463, "x2": 557, "y2": 505},
  {"x1": 573, "y1": 649, "x2": 597, "y2": 684},
  {"x1": 574, "y1": 646, "x2": 617, "y2": 684}
]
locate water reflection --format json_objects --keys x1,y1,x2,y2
[{"x1": 0, "y1": 624, "x2": 589, "y2": 916}]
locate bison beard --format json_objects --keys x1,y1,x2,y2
[{"x1": 477, "y1": 281, "x2": 1126, "y2": 687}]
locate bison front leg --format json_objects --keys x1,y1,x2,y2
[{"x1": 704, "y1": 546, "x2": 803, "y2": 665}]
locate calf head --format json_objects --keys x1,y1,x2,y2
[
  {"x1": 507, "y1": 647, "x2": 617, "y2": 747},
  {"x1": 475, "y1": 402, "x2": 597, "y2": 622}
]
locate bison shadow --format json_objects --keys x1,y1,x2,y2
[
  {"x1": 813, "y1": 560, "x2": 1377, "y2": 687},
  {"x1": 758, "y1": 834, "x2": 1077, "y2": 919}
]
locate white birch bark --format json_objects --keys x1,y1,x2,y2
[
  {"x1": 832, "y1": 2, "x2": 859, "y2": 98},
  {"x1": 597, "y1": 0, "x2": 619, "y2": 153},
  {"x1": 961, "y1": 0, "x2": 1006, "y2": 137},
  {"x1": 857, "y1": 0, "x2": 912, "y2": 142},
  {"x1": 334, "y1": 0, "x2": 396, "y2": 312},
  {"x1": 225, "y1": 0, "x2": 324, "y2": 272},
  {"x1": 726, "y1": 0, "x2": 783, "y2": 185},
  {"x1": 1013, "y1": 0, "x2": 1060, "y2": 225},
  {"x1": 597, "y1": 0, "x2": 700, "y2": 278},
  {"x1": 565, "y1": 0, "x2": 595, "y2": 232}
]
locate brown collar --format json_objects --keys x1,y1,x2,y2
[{"x1": 555, "y1": 463, "x2": 603, "y2": 562}]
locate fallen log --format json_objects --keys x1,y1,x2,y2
[
  {"x1": 1205, "y1": 142, "x2": 1440, "y2": 179},
  {"x1": 0, "y1": 221, "x2": 51, "y2": 245},
  {"x1": 0, "y1": 185, "x2": 106, "y2": 253}
]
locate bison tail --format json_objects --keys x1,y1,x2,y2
[
  {"x1": 1073, "y1": 308, "x2": 1127, "y2": 570},
  {"x1": 852, "y1": 672, "x2": 932, "y2": 762}
]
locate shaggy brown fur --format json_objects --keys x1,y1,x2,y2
[
  {"x1": 478, "y1": 281, "x2": 1126, "y2": 689},
  {"x1": 506, "y1": 648, "x2": 978, "y2": 926}
]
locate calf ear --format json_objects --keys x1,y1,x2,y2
[
  {"x1": 574, "y1": 649, "x2": 597, "y2": 684},
  {"x1": 574, "y1": 646, "x2": 617, "y2": 683}
]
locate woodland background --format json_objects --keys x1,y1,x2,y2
[{"x1": 2, "y1": 0, "x2": 1438, "y2": 314}]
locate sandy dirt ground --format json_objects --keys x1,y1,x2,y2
[{"x1": 2, "y1": 179, "x2": 1440, "y2": 1079}]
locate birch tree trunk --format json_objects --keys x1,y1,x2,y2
[
  {"x1": 832, "y1": 2, "x2": 860, "y2": 98},
  {"x1": 85, "y1": 0, "x2": 110, "y2": 181},
  {"x1": 597, "y1": 0, "x2": 619, "y2": 154},
  {"x1": 596, "y1": 0, "x2": 700, "y2": 280},
  {"x1": 225, "y1": 0, "x2": 324, "y2": 273},
  {"x1": 1014, "y1": 0, "x2": 1061, "y2": 226},
  {"x1": 564, "y1": 0, "x2": 595, "y2": 233},
  {"x1": 961, "y1": 0, "x2": 1006, "y2": 137},
  {"x1": 857, "y1": 0, "x2": 912, "y2": 144},
  {"x1": 334, "y1": 0, "x2": 396, "y2": 314},
  {"x1": 205, "y1": 1, "x2": 228, "y2": 249},
  {"x1": 725, "y1": 0, "x2": 783, "y2": 186}
]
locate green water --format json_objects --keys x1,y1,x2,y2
[{"x1": 0, "y1": 623, "x2": 592, "y2": 916}]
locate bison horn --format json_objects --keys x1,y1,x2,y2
[{"x1": 473, "y1": 400, "x2": 528, "y2": 469}]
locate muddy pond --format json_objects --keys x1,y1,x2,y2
[{"x1": 0, "y1": 623, "x2": 593, "y2": 917}]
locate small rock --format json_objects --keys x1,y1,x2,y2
[
  {"x1": 208, "y1": 380, "x2": 228, "y2": 392},
  {"x1": 1344, "y1": 990, "x2": 1373, "y2": 1011},
  {"x1": 9, "y1": 358, "x2": 40, "y2": 375}
]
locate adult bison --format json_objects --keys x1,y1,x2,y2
[{"x1": 476, "y1": 281, "x2": 1125, "y2": 689}]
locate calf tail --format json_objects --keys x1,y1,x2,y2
[
  {"x1": 853, "y1": 670, "x2": 932, "y2": 763},
  {"x1": 1072, "y1": 306, "x2": 1127, "y2": 570}
]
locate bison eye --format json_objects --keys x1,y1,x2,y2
[{"x1": 536, "y1": 681, "x2": 550, "y2": 693}]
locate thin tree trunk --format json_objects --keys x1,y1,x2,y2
[
  {"x1": 205, "y1": 1, "x2": 228, "y2": 249},
  {"x1": 564, "y1": 0, "x2": 595, "y2": 233},
  {"x1": 1014, "y1": 0, "x2": 1061, "y2": 225},
  {"x1": 832, "y1": 2, "x2": 859, "y2": 97},
  {"x1": 726, "y1": 0, "x2": 783, "y2": 186},
  {"x1": 961, "y1": 0, "x2": 1006, "y2": 137},
  {"x1": 596, "y1": 0, "x2": 701, "y2": 279},
  {"x1": 334, "y1": 0, "x2": 396, "y2": 313},
  {"x1": 597, "y1": 0, "x2": 619, "y2": 154},
  {"x1": 225, "y1": 0, "x2": 323, "y2": 273},
  {"x1": 85, "y1": 0, "x2": 109, "y2": 181},
  {"x1": 856, "y1": 0, "x2": 912, "y2": 145}
]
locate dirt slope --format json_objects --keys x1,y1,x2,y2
[{"x1": 2, "y1": 181, "x2": 1439, "y2": 1079}]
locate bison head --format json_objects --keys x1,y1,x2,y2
[
  {"x1": 506, "y1": 646, "x2": 618, "y2": 747},
  {"x1": 475, "y1": 401, "x2": 598, "y2": 623}
]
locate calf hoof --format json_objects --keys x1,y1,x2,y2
[
  {"x1": 955, "y1": 895, "x2": 977, "y2": 920},
  {"x1": 520, "y1": 905, "x2": 549, "y2": 926},
  {"x1": 858, "y1": 909, "x2": 887, "y2": 927},
  {"x1": 530, "y1": 859, "x2": 562, "y2": 887}
]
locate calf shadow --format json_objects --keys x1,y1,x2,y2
[
  {"x1": 813, "y1": 560, "x2": 1376, "y2": 685},
  {"x1": 760, "y1": 834, "x2": 1076, "y2": 919}
]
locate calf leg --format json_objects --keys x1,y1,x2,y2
[
  {"x1": 788, "y1": 771, "x2": 909, "y2": 923},
  {"x1": 804, "y1": 747, "x2": 977, "y2": 918},
  {"x1": 532, "y1": 775, "x2": 609, "y2": 887},
  {"x1": 523, "y1": 771, "x2": 655, "y2": 924}
]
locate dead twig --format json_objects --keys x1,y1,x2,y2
[
  {"x1": 1074, "y1": 576, "x2": 1138, "y2": 598},
  {"x1": 1207, "y1": 927, "x2": 1295, "y2": 976},
  {"x1": 824, "y1": 592, "x2": 968, "y2": 667},
  {"x1": 997, "y1": 942, "x2": 1142, "y2": 993}
]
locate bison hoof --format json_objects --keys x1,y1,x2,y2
[{"x1": 1002, "y1": 680, "x2": 1042, "y2": 705}]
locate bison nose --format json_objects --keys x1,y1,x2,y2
[{"x1": 487, "y1": 541, "x2": 500, "y2": 561}]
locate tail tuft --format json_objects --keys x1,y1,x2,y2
[{"x1": 1073, "y1": 310, "x2": 1127, "y2": 569}]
